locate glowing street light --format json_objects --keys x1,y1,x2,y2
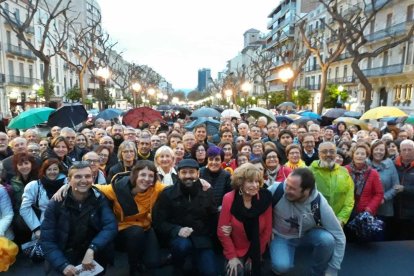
[
  {"x1": 131, "y1": 82, "x2": 141, "y2": 107},
  {"x1": 279, "y1": 67, "x2": 294, "y2": 101},
  {"x1": 241, "y1": 81, "x2": 252, "y2": 110}
]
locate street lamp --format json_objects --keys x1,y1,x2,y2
[
  {"x1": 131, "y1": 82, "x2": 141, "y2": 108},
  {"x1": 225, "y1": 89, "x2": 233, "y2": 108},
  {"x1": 96, "y1": 67, "x2": 111, "y2": 110},
  {"x1": 279, "y1": 67, "x2": 294, "y2": 100},
  {"x1": 337, "y1": 85, "x2": 344, "y2": 107},
  {"x1": 32, "y1": 83, "x2": 40, "y2": 107},
  {"x1": 241, "y1": 81, "x2": 252, "y2": 111},
  {"x1": 146, "y1": 88, "x2": 155, "y2": 107}
]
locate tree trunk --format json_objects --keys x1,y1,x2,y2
[
  {"x1": 286, "y1": 80, "x2": 294, "y2": 101},
  {"x1": 351, "y1": 60, "x2": 372, "y2": 112},
  {"x1": 317, "y1": 66, "x2": 329, "y2": 115},
  {"x1": 43, "y1": 61, "x2": 51, "y2": 101},
  {"x1": 79, "y1": 69, "x2": 86, "y2": 104}
]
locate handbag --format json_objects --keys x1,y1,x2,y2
[
  {"x1": 347, "y1": 211, "x2": 384, "y2": 241},
  {"x1": 21, "y1": 239, "x2": 44, "y2": 263}
]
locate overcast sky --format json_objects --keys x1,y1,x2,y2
[{"x1": 98, "y1": 0, "x2": 278, "y2": 91}]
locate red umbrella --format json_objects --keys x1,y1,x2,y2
[{"x1": 122, "y1": 107, "x2": 163, "y2": 128}]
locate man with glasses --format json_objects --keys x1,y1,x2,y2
[
  {"x1": 309, "y1": 142, "x2": 354, "y2": 226},
  {"x1": 308, "y1": 124, "x2": 322, "y2": 148},
  {"x1": 83, "y1": 152, "x2": 106, "y2": 184},
  {"x1": 301, "y1": 134, "x2": 319, "y2": 166},
  {"x1": 237, "y1": 123, "x2": 250, "y2": 142},
  {"x1": 40, "y1": 162, "x2": 117, "y2": 275}
]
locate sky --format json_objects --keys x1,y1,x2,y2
[{"x1": 97, "y1": 0, "x2": 278, "y2": 91}]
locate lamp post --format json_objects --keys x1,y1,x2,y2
[
  {"x1": 337, "y1": 85, "x2": 344, "y2": 107},
  {"x1": 131, "y1": 82, "x2": 141, "y2": 108},
  {"x1": 225, "y1": 89, "x2": 233, "y2": 108},
  {"x1": 32, "y1": 83, "x2": 40, "y2": 107},
  {"x1": 147, "y1": 88, "x2": 156, "y2": 107},
  {"x1": 241, "y1": 81, "x2": 252, "y2": 112},
  {"x1": 279, "y1": 67, "x2": 294, "y2": 100},
  {"x1": 96, "y1": 67, "x2": 111, "y2": 110}
]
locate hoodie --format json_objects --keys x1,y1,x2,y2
[{"x1": 270, "y1": 183, "x2": 346, "y2": 270}]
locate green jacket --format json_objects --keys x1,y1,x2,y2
[{"x1": 309, "y1": 161, "x2": 354, "y2": 224}]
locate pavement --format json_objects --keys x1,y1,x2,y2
[{"x1": 3, "y1": 240, "x2": 414, "y2": 275}]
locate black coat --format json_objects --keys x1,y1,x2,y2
[
  {"x1": 302, "y1": 149, "x2": 319, "y2": 166},
  {"x1": 199, "y1": 167, "x2": 231, "y2": 207},
  {"x1": 152, "y1": 180, "x2": 217, "y2": 248},
  {"x1": 40, "y1": 188, "x2": 117, "y2": 273}
]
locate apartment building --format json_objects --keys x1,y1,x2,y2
[{"x1": 291, "y1": 0, "x2": 414, "y2": 113}]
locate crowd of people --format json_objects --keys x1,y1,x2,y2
[{"x1": 0, "y1": 112, "x2": 413, "y2": 276}]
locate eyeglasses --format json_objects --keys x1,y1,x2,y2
[
  {"x1": 266, "y1": 155, "x2": 278, "y2": 160},
  {"x1": 320, "y1": 149, "x2": 336, "y2": 155},
  {"x1": 196, "y1": 149, "x2": 206, "y2": 153},
  {"x1": 85, "y1": 159, "x2": 99, "y2": 164},
  {"x1": 288, "y1": 151, "x2": 300, "y2": 155},
  {"x1": 98, "y1": 153, "x2": 109, "y2": 158},
  {"x1": 122, "y1": 150, "x2": 135, "y2": 154}
]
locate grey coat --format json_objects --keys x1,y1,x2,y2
[{"x1": 370, "y1": 158, "x2": 399, "y2": 217}]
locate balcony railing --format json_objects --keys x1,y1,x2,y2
[
  {"x1": 304, "y1": 64, "x2": 321, "y2": 72},
  {"x1": 0, "y1": 74, "x2": 5, "y2": 83},
  {"x1": 3, "y1": 9, "x2": 35, "y2": 35},
  {"x1": 6, "y1": 75, "x2": 36, "y2": 86},
  {"x1": 328, "y1": 76, "x2": 356, "y2": 84},
  {"x1": 366, "y1": 22, "x2": 409, "y2": 42},
  {"x1": 6, "y1": 44, "x2": 36, "y2": 59},
  {"x1": 362, "y1": 64, "x2": 403, "y2": 77},
  {"x1": 305, "y1": 84, "x2": 321, "y2": 90},
  {"x1": 335, "y1": 52, "x2": 353, "y2": 61}
]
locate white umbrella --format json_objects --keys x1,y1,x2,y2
[
  {"x1": 221, "y1": 109, "x2": 241, "y2": 119},
  {"x1": 248, "y1": 107, "x2": 276, "y2": 122}
]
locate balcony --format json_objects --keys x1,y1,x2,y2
[
  {"x1": 366, "y1": 21, "x2": 410, "y2": 42},
  {"x1": 335, "y1": 52, "x2": 353, "y2": 61},
  {"x1": 328, "y1": 76, "x2": 356, "y2": 84},
  {"x1": 3, "y1": 9, "x2": 35, "y2": 35},
  {"x1": 305, "y1": 84, "x2": 321, "y2": 90},
  {"x1": 0, "y1": 74, "x2": 5, "y2": 83},
  {"x1": 366, "y1": 0, "x2": 390, "y2": 12},
  {"x1": 6, "y1": 44, "x2": 36, "y2": 59},
  {"x1": 304, "y1": 64, "x2": 321, "y2": 72},
  {"x1": 362, "y1": 64, "x2": 403, "y2": 77},
  {"x1": 6, "y1": 75, "x2": 36, "y2": 86}
]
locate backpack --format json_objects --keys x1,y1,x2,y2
[{"x1": 271, "y1": 182, "x2": 322, "y2": 226}]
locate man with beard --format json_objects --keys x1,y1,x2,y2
[
  {"x1": 275, "y1": 130, "x2": 294, "y2": 165},
  {"x1": 153, "y1": 159, "x2": 218, "y2": 275},
  {"x1": 0, "y1": 132, "x2": 13, "y2": 161},
  {"x1": 309, "y1": 142, "x2": 354, "y2": 226},
  {"x1": 262, "y1": 121, "x2": 279, "y2": 144},
  {"x1": 110, "y1": 124, "x2": 124, "y2": 154},
  {"x1": 269, "y1": 168, "x2": 345, "y2": 276}
]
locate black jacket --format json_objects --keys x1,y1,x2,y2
[
  {"x1": 302, "y1": 148, "x2": 319, "y2": 166},
  {"x1": 199, "y1": 167, "x2": 232, "y2": 207},
  {"x1": 152, "y1": 180, "x2": 217, "y2": 248},
  {"x1": 40, "y1": 187, "x2": 117, "y2": 273}
]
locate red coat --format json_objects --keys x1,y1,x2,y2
[
  {"x1": 345, "y1": 166, "x2": 384, "y2": 215},
  {"x1": 217, "y1": 190, "x2": 272, "y2": 260},
  {"x1": 276, "y1": 166, "x2": 292, "y2": 182}
]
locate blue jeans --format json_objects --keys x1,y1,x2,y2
[
  {"x1": 270, "y1": 228, "x2": 335, "y2": 276},
  {"x1": 170, "y1": 237, "x2": 216, "y2": 276}
]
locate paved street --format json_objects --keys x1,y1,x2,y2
[{"x1": 3, "y1": 241, "x2": 414, "y2": 275}]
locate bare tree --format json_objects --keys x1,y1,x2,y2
[
  {"x1": 223, "y1": 65, "x2": 248, "y2": 109},
  {"x1": 299, "y1": 18, "x2": 346, "y2": 114},
  {"x1": 0, "y1": 0, "x2": 76, "y2": 100},
  {"x1": 56, "y1": 11, "x2": 102, "y2": 103},
  {"x1": 319, "y1": 0, "x2": 414, "y2": 111},
  {"x1": 111, "y1": 62, "x2": 146, "y2": 106},
  {"x1": 270, "y1": 39, "x2": 311, "y2": 101}
]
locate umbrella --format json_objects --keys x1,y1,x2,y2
[
  {"x1": 277, "y1": 101, "x2": 296, "y2": 110},
  {"x1": 172, "y1": 106, "x2": 192, "y2": 115},
  {"x1": 156, "y1": 105, "x2": 172, "y2": 111},
  {"x1": 184, "y1": 117, "x2": 220, "y2": 135},
  {"x1": 95, "y1": 108, "x2": 123, "y2": 120},
  {"x1": 343, "y1": 111, "x2": 362, "y2": 119},
  {"x1": 47, "y1": 103, "x2": 88, "y2": 128},
  {"x1": 248, "y1": 107, "x2": 276, "y2": 122},
  {"x1": 322, "y1": 108, "x2": 347, "y2": 119},
  {"x1": 333, "y1": 117, "x2": 369, "y2": 130},
  {"x1": 403, "y1": 115, "x2": 414, "y2": 125},
  {"x1": 221, "y1": 109, "x2": 241, "y2": 119},
  {"x1": 7, "y1": 107, "x2": 55, "y2": 129},
  {"x1": 294, "y1": 116, "x2": 320, "y2": 126},
  {"x1": 276, "y1": 115, "x2": 294, "y2": 124},
  {"x1": 191, "y1": 107, "x2": 221, "y2": 118},
  {"x1": 212, "y1": 106, "x2": 224, "y2": 113},
  {"x1": 286, "y1": 114, "x2": 301, "y2": 120},
  {"x1": 300, "y1": 111, "x2": 321, "y2": 120},
  {"x1": 122, "y1": 107, "x2": 163, "y2": 128},
  {"x1": 360, "y1": 106, "x2": 407, "y2": 120}
]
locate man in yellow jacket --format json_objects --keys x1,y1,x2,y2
[{"x1": 309, "y1": 142, "x2": 354, "y2": 226}]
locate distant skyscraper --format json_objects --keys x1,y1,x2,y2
[{"x1": 197, "y1": 68, "x2": 211, "y2": 92}]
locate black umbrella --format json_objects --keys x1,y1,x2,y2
[
  {"x1": 47, "y1": 103, "x2": 88, "y2": 128},
  {"x1": 322, "y1": 108, "x2": 347, "y2": 119}
]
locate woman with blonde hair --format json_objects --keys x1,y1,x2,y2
[
  {"x1": 154, "y1": 145, "x2": 177, "y2": 186},
  {"x1": 218, "y1": 163, "x2": 272, "y2": 275},
  {"x1": 107, "y1": 141, "x2": 137, "y2": 183}
]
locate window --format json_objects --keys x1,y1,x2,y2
[
  {"x1": 55, "y1": 67, "x2": 59, "y2": 82},
  {"x1": 8, "y1": 60, "x2": 14, "y2": 76},
  {"x1": 383, "y1": 51, "x2": 389, "y2": 67},
  {"x1": 40, "y1": 64, "x2": 44, "y2": 77},
  {"x1": 406, "y1": 84, "x2": 413, "y2": 100},
  {"x1": 328, "y1": 68, "x2": 332, "y2": 80},
  {"x1": 361, "y1": 90, "x2": 365, "y2": 100},
  {"x1": 6, "y1": 31, "x2": 11, "y2": 45},
  {"x1": 370, "y1": 20, "x2": 375, "y2": 34},
  {"x1": 335, "y1": 67, "x2": 339, "y2": 79},
  {"x1": 386, "y1": 13, "x2": 392, "y2": 28},
  {"x1": 29, "y1": 65, "x2": 33, "y2": 79},
  {"x1": 395, "y1": 85, "x2": 402, "y2": 100},
  {"x1": 19, "y1": 63, "x2": 24, "y2": 78},
  {"x1": 344, "y1": 65, "x2": 348, "y2": 78},
  {"x1": 407, "y1": 5, "x2": 414, "y2": 21}
]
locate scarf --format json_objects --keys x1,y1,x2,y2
[
  {"x1": 112, "y1": 177, "x2": 139, "y2": 217},
  {"x1": 285, "y1": 159, "x2": 307, "y2": 170},
  {"x1": 266, "y1": 166, "x2": 280, "y2": 187},
  {"x1": 230, "y1": 189, "x2": 272, "y2": 276},
  {"x1": 349, "y1": 162, "x2": 370, "y2": 196},
  {"x1": 40, "y1": 176, "x2": 66, "y2": 199}
]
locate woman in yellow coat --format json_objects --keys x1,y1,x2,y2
[{"x1": 95, "y1": 160, "x2": 165, "y2": 275}]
